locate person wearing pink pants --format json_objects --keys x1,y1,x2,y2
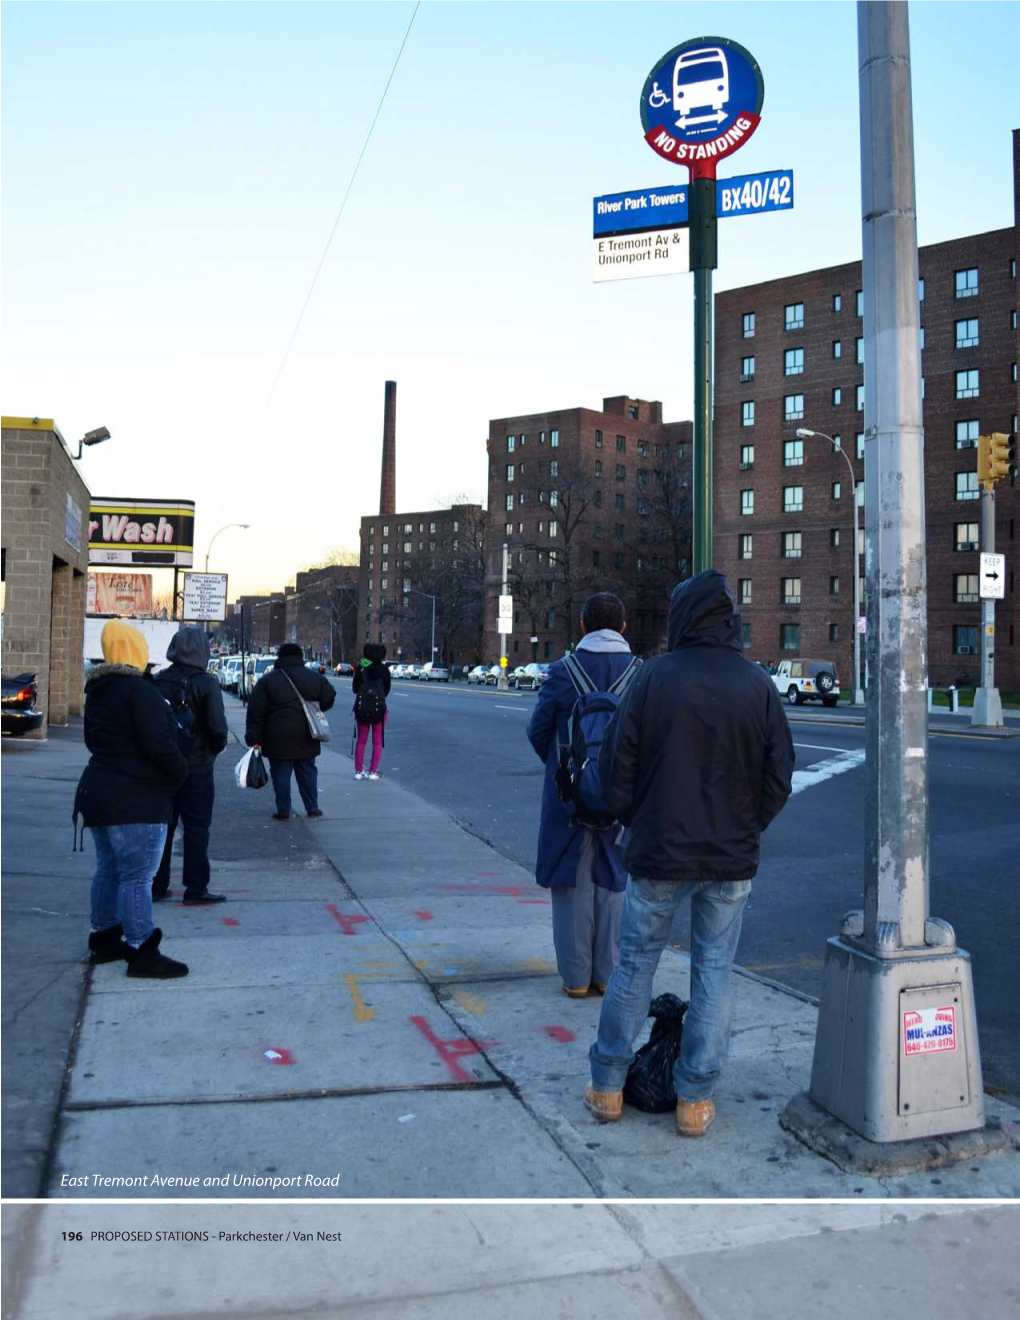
[{"x1": 352, "y1": 642, "x2": 391, "y2": 780}]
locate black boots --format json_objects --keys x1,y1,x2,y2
[
  {"x1": 88, "y1": 924, "x2": 129, "y2": 964},
  {"x1": 124, "y1": 928, "x2": 189, "y2": 979}
]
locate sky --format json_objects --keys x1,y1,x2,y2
[{"x1": 2, "y1": 0, "x2": 1017, "y2": 597}]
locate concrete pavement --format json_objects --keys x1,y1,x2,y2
[
  {"x1": 3, "y1": 1202, "x2": 1017, "y2": 1320},
  {"x1": 4, "y1": 699, "x2": 1019, "y2": 1197}
]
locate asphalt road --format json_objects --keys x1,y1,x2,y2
[{"x1": 330, "y1": 675, "x2": 1020, "y2": 1101}]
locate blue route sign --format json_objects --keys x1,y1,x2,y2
[{"x1": 593, "y1": 170, "x2": 793, "y2": 237}]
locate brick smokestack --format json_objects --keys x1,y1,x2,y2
[{"x1": 379, "y1": 380, "x2": 397, "y2": 516}]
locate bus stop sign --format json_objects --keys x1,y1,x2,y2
[{"x1": 641, "y1": 36, "x2": 764, "y2": 173}]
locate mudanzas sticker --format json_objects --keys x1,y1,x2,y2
[{"x1": 902, "y1": 1005, "x2": 957, "y2": 1057}]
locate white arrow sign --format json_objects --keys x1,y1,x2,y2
[{"x1": 979, "y1": 552, "x2": 1005, "y2": 600}]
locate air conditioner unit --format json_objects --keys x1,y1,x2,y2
[
  {"x1": 739, "y1": 462, "x2": 754, "y2": 470},
  {"x1": 959, "y1": 541, "x2": 977, "y2": 551},
  {"x1": 957, "y1": 646, "x2": 973, "y2": 655},
  {"x1": 740, "y1": 373, "x2": 755, "y2": 383}
]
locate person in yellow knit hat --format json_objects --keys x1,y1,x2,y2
[{"x1": 73, "y1": 620, "x2": 191, "y2": 977}]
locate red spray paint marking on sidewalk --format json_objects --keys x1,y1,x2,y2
[
  {"x1": 325, "y1": 904, "x2": 369, "y2": 935},
  {"x1": 413, "y1": 910, "x2": 434, "y2": 921},
  {"x1": 543, "y1": 1026, "x2": 575, "y2": 1043},
  {"x1": 262, "y1": 1048, "x2": 296, "y2": 1066},
  {"x1": 517, "y1": 898, "x2": 550, "y2": 905},
  {"x1": 222, "y1": 917, "x2": 240, "y2": 927},
  {"x1": 442, "y1": 883, "x2": 533, "y2": 897},
  {"x1": 410, "y1": 1016, "x2": 494, "y2": 1084}
]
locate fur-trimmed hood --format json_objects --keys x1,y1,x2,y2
[{"x1": 84, "y1": 662, "x2": 155, "y2": 696}]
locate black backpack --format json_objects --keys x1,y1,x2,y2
[
  {"x1": 555, "y1": 653, "x2": 641, "y2": 829},
  {"x1": 354, "y1": 667, "x2": 387, "y2": 725},
  {"x1": 157, "y1": 673, "x2": 198, "y2": 756}
]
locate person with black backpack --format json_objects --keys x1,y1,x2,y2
[
  {"x1": 526, "y1": 593, "x2": 640, "y2": 1000},
  {"x1": 352, "y1": 642, "x2": 391, "y2": 780},
  {"x1": 152, "y1": 626, "x2": 229, "y2": 904}
]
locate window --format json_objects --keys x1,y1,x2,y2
[
  {"x1": 832, "y1": 434, "x2": 842, "y2": 452},
  {"x1": 739, "y1": 533, "x2": 753, "y2": 560},
  {"x1": 615, "y1": 493, "x2": 625, "y2": 512},
  {"x1": 854, "y1": 336, "x2": 864, "y2": 365},
  {"x1": 955, "y1": 522, "x2": 979, "y2": 551},
  {"x1": 784, "y1": 302, "x2": 804, "y2": 330},
  {"x1": 740, "y1": 444, "x2": 755, "y2": 470},
  {"x1": 615, "y1": 464, "x2": 626, "y2": 482},
  {"x1": 614, "y1": 524, "x2": 624, "y2": 542},
  {"x1": 628, "y1": 405, "x2": 638, "y2": 420},
  {"x1": 616, "y1": 435, "x2": 626, "y2": 452},
  {"x1": 784, "y1": 439, "x2": 804, "y2": 467},
  {"x1": 956, "y1": 471, "x2": 979, "y2": 501},
  {"x1": 637, "y1": 498, "x2": 649, "y2": 516},
  {"x1": 593, "y1": 489, "x2": 602, "y2": 507},
  {"x1": 368, "y1": 525, "x2": 376, "y2": 537},
  {"x1": 955, "y1": 318, "x2": 979, "y2": 348},
  {"x1": 614, "y1": 553, "x2": 624, "y2": 570},
  {"x1": 956, "y1": 369, "x2": 979, "y2": 399},
  {"x1": 402, "y1": 541, "x2": 411, "y2": 553},
  {"x1": 595, "y1": 429, "x2": 603, "y2": 448},
  {"x1": 956, "y1": 419, "x2": 979, "y2": 449},
  {"x1": 594, "y1": 459, "x2": 602, "y2": 477},
  {"x1": 507, "y1": 435, "x2": 516, "y2": 452},
  {"x1": 953, "y1": 625, "x2": 978, "y2": 655},
  {"x1": 550, "y1": 429, "x2": 559, "y2": 447},
  {"x1": 506, "y1": 464, "x2": 515, "y2": 482},
  {"x1": 833, "y1": 340, "x2": 842, "y2": 359},
  {"x1": 832, "y1": 387, "x2": 842, "y2": 405},
  {"x1": 548, "y1": 519, "x2": 558, "y2": 538},
  {"x1": 783, "y1": 485, "x2": 804, "y2": 513},
  {"x1": 829, "y1": 575, "x2": 840, "y2": 596},
  {"x1": 780, "y1": 623, "x2": 801, "y2": 652},
  {"x1": 832, "y1": 481, "x2": 842, "y2": 500},
  {"x1": 856, "y1": 384, "x2": 865, "y2": 411},
  {"x1": 856, "y1": 432, "x2": 866, "y2": 460},
  {"x1": 918, "y1": 278, "x2": 925, "y2": 302},
  {"x1": 858, "y1": 527, "x2": 865, "y2": 555},
  {"x1": 429, "y1": 521, "x2": 436, "y2": 534},
  {"x1": 593, "y1": 523, "x2": 602, "y2": 540},
  {"x1": 954, "y1": 574, "x2": 979, "y2": 604},
  {"x1": 741, "y1": 355, "x2": 755, "y2": 381},
  {"x1": 504, "y1": 522, "x2": 512, "y2": 536},
  {"x1": 829, "y1": 623, "x2": 840, "y2": 643},
  {"x1": 549, "y1": 490, "x2": 558, "y2": 507},
  {"x1": 637, "y1": 468, "x2": 649, "y2": 486},
  {"x1": 856, "y1": 289, "x2": 864, "y2": 317},
  {"x1": 742, "y1": 311, "x2": 755, "y2": 338},
  {"x1": 592, "y1": 550, "x2": 601, "y2": 567},
  {"x1": 741, "y1": 489, "x2": 755, "y2": 516},
  {"x1": 742, "y1": 401, "x2": 755, "y2": 427},
  {"x1": 739, "y1": 578, "x2": 752, "y2": 605},
  {"x1": 383, "y1": 525, "x2": 390, "y2": 536},
  {"x1": 955, "y1": 268, "x2": 978, "y2": 298},
  {"x1": 382, "y1": 542, "x2": 389, "y2": 553},
  {"x1": 741, "y1": 623, "x2": 752, "y2": 650},
  {"x1": 781, "y1": 578, "x2": 801, "y2": 606},
  {"x1": 920, "y1": 326, "x2": 925, "y2": 351},
  {"x1": 833, "y1": 294, "x2": 842, "y2": 313},
  {"x1": 784, "y1": 395, "x2": 804, "y2": 421},
  {"x1": 783, "y1": 531, "x2": 802, "y2": 558},
  {"x1": 830, "y1": 528, "x2": 841, "y2": 548},
  {"x1": 505, "y1": 493, "x2": 514, "y2": 511},
  {"x1": 550, "y1": 459, "x2": 559, "y2": 477},
  {"x1": 784, "y1": 347, "x2": 805, "y2": 375},
  {"x1": 856, "y1": 483, "x2": 865, "y2": 509}
]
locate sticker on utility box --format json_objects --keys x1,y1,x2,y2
[{"x1": 902, "y1": 1005, "x2": 957, "y2": 1056}]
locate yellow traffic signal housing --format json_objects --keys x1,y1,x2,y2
[
  {"x1": 977, "y1": 434, "x2": 992, "y2": 483},
  {"x1": 978, "y1": 433, "x2": 1017, "y2": 485}
]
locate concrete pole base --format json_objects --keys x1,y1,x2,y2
[{"x1": 971, "y1": 686, "x2": 1004, "y2": 728}]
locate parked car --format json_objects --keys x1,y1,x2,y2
[
  {"x1": 485, "y1": 665, "x2": 502, "y2": 685},
  {"x1": 305, "y1": 660, "x2": 328, "y2": 674},
  {"x1": 239, "y1": 654, "x2": 276, "y2": 700},
  {"x1": 404, "y1": 664, "x2": 422, "y2": 680},
  {"x1": 467, "y1": 665, "x2": 490, "y2": 685},
  {"x1": 1, "y1": 672, "x2": 43, "y2": 736},
  {"x1": 388, "y1": 663, "x2": 406, "y2": 679},
  {"x1": 219, "y1": 657, "x2": 242, "y2": 691},
  {"x1": 514, "y1": 662, "x2": 550, "y2": 691},
  {"x1": 771, "y1": 658, "x2": 841, "y2": 707},
  {"x1": 420, "y1": 662, "x2": 451, "y2": 682},
  {"x1": 508, "y1": 666, "x2": 528, "y2": 687},
  {"x1": 334, "y1": 662, "x2": 354, "y2": 677}
]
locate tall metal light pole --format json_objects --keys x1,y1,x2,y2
[
  {"x1": 403, "y1": 587, "x2": 436, "y2": 663},
  {"x1": 788, "y1": 1, "x2": 986, "y2": 1148},
  {"x1": 205, "y1": 523, "x2": 250, "y2": 572},
  {"x1": 796, "y1": 428, "x2": 864, "y2": 705},
  {"x1": 497, "y1": 541, "x2": 509, "y2": 690}
]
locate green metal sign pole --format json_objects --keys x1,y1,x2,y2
[{"x1": 690, "y1": 175, "x2": 718, "y2": 574}]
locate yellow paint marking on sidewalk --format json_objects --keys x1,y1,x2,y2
[
  {"x1": 344, "y1": 974, "x2": 376, "y2": 1022},
  {"x1": 450, "y1": 988, "x2": 488, "y2": 1016},
  {"x1": 520, "y1": 957, "x2": 557, "y2": 973}
]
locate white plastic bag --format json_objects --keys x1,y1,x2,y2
[{"x1": 234, "y1": 747, "x2": 254, "y2": 788}]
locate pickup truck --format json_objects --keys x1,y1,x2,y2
[{"x1": 771, "y1": 659, "x2": 840, "y2": 707}]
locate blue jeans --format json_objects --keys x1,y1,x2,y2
[
  {"x1": 90, "y1": 824, "x2": 168, "y2": 948},
  {"x1": 153, "y1": 771, "x2": 215, "y2": 897},
  {"x1": 268, "y1": 757, "x2": 318, "y2": 815},
  {"x1": 590, "y1": 876, "x2": 752, "y2": 1102}
]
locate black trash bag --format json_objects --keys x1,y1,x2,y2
[
  {"x1": 246, "y1": 748, "x2": 269, "y2": 790},
  {"x1": 622, "y1": 992, "x2": 688, "y2": 1113}
]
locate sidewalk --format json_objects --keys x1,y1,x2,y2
[
  {"x1": 788, "y1": 704, "x2": 1018, "y2": 738},
  {"x1": 5, "y1": 701, "x2": 1019, "y2": 1198},
  {"x1": 3, "y1": 1202, "x2": 1017, "y2": 1319}
]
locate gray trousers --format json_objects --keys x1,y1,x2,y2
[{"x1": 549, "y1": 830, "x2": 623, "y2": 990}]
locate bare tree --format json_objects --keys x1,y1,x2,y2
[
  {"x1": 303, "y1": 545, "x2": 360, "y2": 571},
  {"x1": 649, "y1": 453, "x2": 693, "y2": 580}
]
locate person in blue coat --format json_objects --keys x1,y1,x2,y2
[{"x1": 526, "y1": 592, "x2": 640, "y2": 998}]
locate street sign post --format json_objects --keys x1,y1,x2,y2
[{"x1": 979, "y1": 552, "x2": 1005, "y2": 600}]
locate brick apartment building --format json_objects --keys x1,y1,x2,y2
[
  {"x1": 714, "y1": 134, "x2": 1018, "y2": 690},
  {"x1": 483, "y1": 396, "x2": 693, "y2": 661},
  {"x1": 221, "y1": 593, "x2": 286, "y2": 652},
  {"x1": 284, "y1": 565, "x2": 359, "y2": 666}
]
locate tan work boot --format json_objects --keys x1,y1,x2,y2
[
  {"x1": 676, "y1": 1097, "x2": 716, "y2": 1137},
  {"x1": 583, "y1": 1084, "x2": 623, "y2": 1122},
  {"x1": 563, "y1": 984, "x2": 590, "y2": 999}
]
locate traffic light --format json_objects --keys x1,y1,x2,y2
[
  {"x1": 977, "y1": 434, "x2": 992, "y2": 483},
  {"x1": 978, "y1": 433, "x2": 1017, "y2": 485}
]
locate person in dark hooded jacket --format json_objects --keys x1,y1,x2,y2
[
  {"x1": 585, "y1": 570, "x2": 794, "y2": 1136},
  {"x1": 73, "y1": 620, "x2": 190, "y2": 979},
  {"x1": 245, "y1": 642, "x2": 336, "y2": 819},
  {"x1": 151, "y1": 626, "x2": 229, "y2": 904}
]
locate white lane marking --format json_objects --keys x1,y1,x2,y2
[
  {"x1": 495, "y1": 704, "x2": 526, "y2": 711},
  {"x1": 791, "y1": 749, "x2": 866, "y2": 795},
  {"x1": 793, "y1": 742, "x2": 856, "y2": 753}
]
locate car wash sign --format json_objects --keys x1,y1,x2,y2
[
  {"x1": 88, "y1": 498, "x2": 196, "y2": 567},
  {"x1": 640, "y1": 37, "x2": 764, "y2": 173}
]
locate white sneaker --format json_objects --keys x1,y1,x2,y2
[
  {"x1": 368, "y1": 772, "x2": 380, "y2": 781},
  {"x1": 354, "y1": 771, "x2": 364, "y2": 780}
]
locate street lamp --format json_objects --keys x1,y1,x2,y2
[
  {"x1": 206, "y1": 523, "x2": 250, "y2": 572},
  {"x1": 796, "y1": 428, "x2": 865, "y2": 705},
  {"x1": 403, "y1": 586, "x2": 436, "y2": 663},
  {"x1": 73, "y1": 426, "x2": 111, "y2": 460}
]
